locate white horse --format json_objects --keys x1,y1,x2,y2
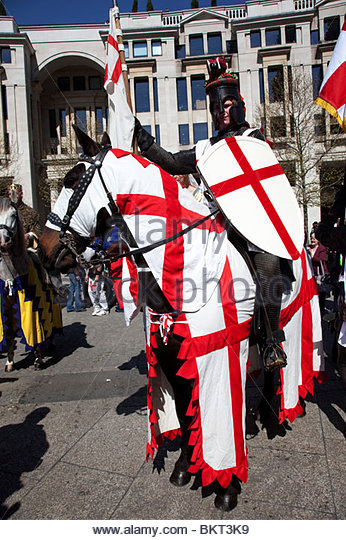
[{"x1": 39, "y1": 127, "x2": 324, "y2": 511}]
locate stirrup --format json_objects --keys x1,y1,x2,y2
[{"x1": 263, "y1": 342, "x2": 287, "y2": 371}]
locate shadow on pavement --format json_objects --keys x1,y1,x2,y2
[
  {"x1": 41, "y1": 322, "x2": 93, "y2": 369},
  {"x1": 0, "y1": 407, "x2": 50, "y2": 520},
  {"x1": 118, "y1": 350, "x2": 148, "y2": 375},
  {"x1": 116, "y1": 386, "x2": 147, "y2": 416}
]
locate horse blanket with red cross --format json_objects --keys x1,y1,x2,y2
[{"x1": 101, "y1": 149, "x2": 324, "y2": 488}]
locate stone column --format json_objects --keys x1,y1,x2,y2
[{"x1": 0, "y1": 67, "x2": 5, "y2": 155}]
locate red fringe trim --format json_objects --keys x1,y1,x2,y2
[
  {"x1": 277, "y1": 369, "x2": 326, "y2": 424},
  {"x1": 146, "y1": 323, "x2": 250, "y2": 487}
]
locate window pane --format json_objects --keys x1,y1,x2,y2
[
  {"x1": 270, "y1": 116, "x2": 286, "y2": 137},
  {"x1": 96, "y1": 107, "x2": 103, "y2": 134},
  {"x1": 314, "y1": 114, "x2": 326, "y2": 137},
  {"x1": 175, "y1": 44, "x2": 186, "y2": 59},
  {"x1": 265, "y1": 28, "x2": 281, "y2": 46},
  {"x1": 1, "y1": 85, "x2": 8, "y2": 120},
  {"x1": 142, "y1": 125, "x2": 152, "y2": 135},
  {"x1": 189, "y1": 35, "x2": 204, "y2": 56},
  {"x1": 250, "y1": 31, "x2": 261, "y2": 48},
  {"x1": 193, "y1": 123, "x2": 208, "y2": 144},
  {"x1": 191, "y1": 76, "x2": 206, "y2": 110},
  {"x1": 179, "y1": 124, "x2": 189, "y2": 146},
  {"x1": 57, "y1": 77, "x2": 70, "y2": 92},
  {"x1": 285, "y1": 26, "x2": 296, "y2": 44},
  {"x1": 49, "y1": 109, "x2": 57, "y2": 138},
  {"x1": 259, "y1": 69, "x2": 264, "y2": 103},
  {"x1": 1, "y1": 48, "x2": 11, "y2": 63},
  {"x1": 176, "y1": 78, "x2": 188, "y2": 111},
  {"x1": 89, "y1": 76, "x2": 101, "y2": 90},
  {"x1": 268, "y1": 67, "x2": 283, "y2": 102},
  {"x1": 59, "y1": 109, "x2": 67, "y2": 137},
  {"x1": 75, "y1": 108, "x2": 87, "y2": 131},
  {"x1": 324, "y1": 17, "x2": 340, "y2": 41},
  {"x1": 124, "y1": 42, "x2": 129, "y2": 59},
  {"x1": 310, "y1": 29, "x2": 319, "y2": 45},
  {"x1": 280, "y1": 161, "x2": 296, "y2": 186},
  {"x1": 152, "y1": 40, "x2": 162, "y2": 56},
  {"x1": 73, "y1": 76, "x2": 86, "y2": 91},
  {"x1": 312, "y1": 65, "x2": 323, "y2": 100},
  {"x1": 153, "y1": 78, "x2": 159, "y2": 112},
  {"x1": 330, "y1": 116, "x2": 342, "y2": 134},
  {"x1": 135, "y1": 79, "x2": 150, "y2": 112},
  {"x1": 155, "y1": 124, "x2": 160, "y2": 145},
  {"x1": 208, "y1": 33, "x2": 222, "y2": 54},
  {"x1": 226, "y1": 39, "x2": 238, "y2": 53},
  {"x1": 133, "y1": 41, "x2": 148, "y2": 57}
]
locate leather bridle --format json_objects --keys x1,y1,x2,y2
[{"x1": 46, "y1": 147, "x2": 219, "y2": 268}]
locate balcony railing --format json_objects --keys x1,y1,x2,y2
[
  {"x1": 294, "y1": 0, "x2": 315, "y2": 11},
  {"x1": 161, "y1": 5, "x2": 247, "y2": 26}
]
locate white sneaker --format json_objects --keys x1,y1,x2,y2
[
  {"x1": 92, "y1": 308, "x2": 101, "y2": 316},
  {"x1": 96, "y1": 309, "x2": 108, "y2": 316}
]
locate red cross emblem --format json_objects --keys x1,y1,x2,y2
[{"x1": 197, "y1": 137, "x2": 304, "y2": 260}]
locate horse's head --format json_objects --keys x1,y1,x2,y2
[
  {"x1": 39, "y1": 126, "x2": 113, "y2": 273},
  {"x1": 0, "y1": 198, "x2": 25, "y2": 254}
]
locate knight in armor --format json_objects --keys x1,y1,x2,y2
[{"x1": 134, "y1": 56, "x2": 287, "y2": 370}]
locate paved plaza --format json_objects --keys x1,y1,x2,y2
[{"x1": 0, "y1": 302, "x2": 345, "y2": 521}]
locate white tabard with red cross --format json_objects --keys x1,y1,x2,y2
[{"x1": 197, "y1": 136, "x2": 304, "y2": 260}]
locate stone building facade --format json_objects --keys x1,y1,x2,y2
[{"x1": 0, "y1": 0, "x2": 344, "y2": 228}]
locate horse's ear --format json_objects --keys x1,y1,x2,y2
[
  {"x1": 72, "y1": 124, "x2": 100, "y2": 157},
  {"x1": 101, "y1": 132, "x2": 112, "y2": 148},
  {"x1": 64, "y1": 163, "x2": 86, "y2": 188}
]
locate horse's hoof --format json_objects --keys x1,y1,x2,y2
[
  {"x1": 5, "y1": 363, "x2": 14, "y2": 372},
  {"x1": 169, "y1": 468, "x2": 192, "y2": 487},
  {"x1": 34, "y1": 359, "x2": 44, "y2": 370},
  {"x1": 214, "y1": 492, "x2": 238, "y2": 512}
]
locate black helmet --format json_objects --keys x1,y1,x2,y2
[{"x1": 205, "y1": 57, "x2": 246, "y2": 130}]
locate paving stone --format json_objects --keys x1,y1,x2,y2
[
  {"x1": 0, "y1": 472, "x2": 38, "y2": 520},
  {"x1": 325, "y1": 438, "x2": 346, "y2": 520},
  {"x1": 244, "y1": 447, "x2": 335, "y2": 515},
  {"x1": 0, "y1": 400, "x2": 114, "y2": 481},
  {"x1": 113, "y1": 451, "x2": 220, "y2": 520},
  {"x1": 316, "y1": 390, "x2": 346, "y2": 442},
  {"x1": 247, "y1": 399, "x2": 325, "y2": 455},
  {"x1": 62, "y1": 404, "x2": 148, "y2": 477},
  {"x1": 10, "y1": 462, "x2": 132, "y2": 520}
]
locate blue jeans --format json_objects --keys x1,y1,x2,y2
[{"x1": 67, "y1": 273, "x2": 83, "y2": 311}]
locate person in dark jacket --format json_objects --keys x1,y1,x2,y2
[{"x1": 316, "y1": 185, "x2": 346, "y2": 390}]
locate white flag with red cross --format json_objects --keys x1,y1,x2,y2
[
  {"x1": 104, "y1": 9, "x2": 134, "y2": 151},
  {"x1": 197, "y1": 136, "x2": 304, "y2": 260}
]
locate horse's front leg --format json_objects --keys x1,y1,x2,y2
[
  {"x1": 5, "y1": 340, "x2": 14, "y2": 372},
  {"x1": 154, "y1": 333, "x2": 194, "y2": 487},
  {"x1": 33, "y1": 346, "x2": 44, "y2": 370}
]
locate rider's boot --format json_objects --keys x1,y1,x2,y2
[{"x1": 214, "y1": 475, "x2": 241, "y2": 511}]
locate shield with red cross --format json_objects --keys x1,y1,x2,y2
[{"x1": 197, "y1": 136, "x2": 304, "y2": 260}]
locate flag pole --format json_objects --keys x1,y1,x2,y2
[
  {"x1": 111, "y1": 0, "x2": 137, "y2": 151},
  {"x1": 112, "y1": 1, "x2": 132, "y2": 111}
]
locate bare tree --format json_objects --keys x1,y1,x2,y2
[{"x1": 257, "y1": 65, "x2": 344, "y2": 231}]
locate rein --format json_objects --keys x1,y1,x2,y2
[
  {"x1": 89, "y1": 208, "x2": 219, "y2": 266},
  {"x1": 47, "y1": 148, "x2": 219, "y2": 267}
]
